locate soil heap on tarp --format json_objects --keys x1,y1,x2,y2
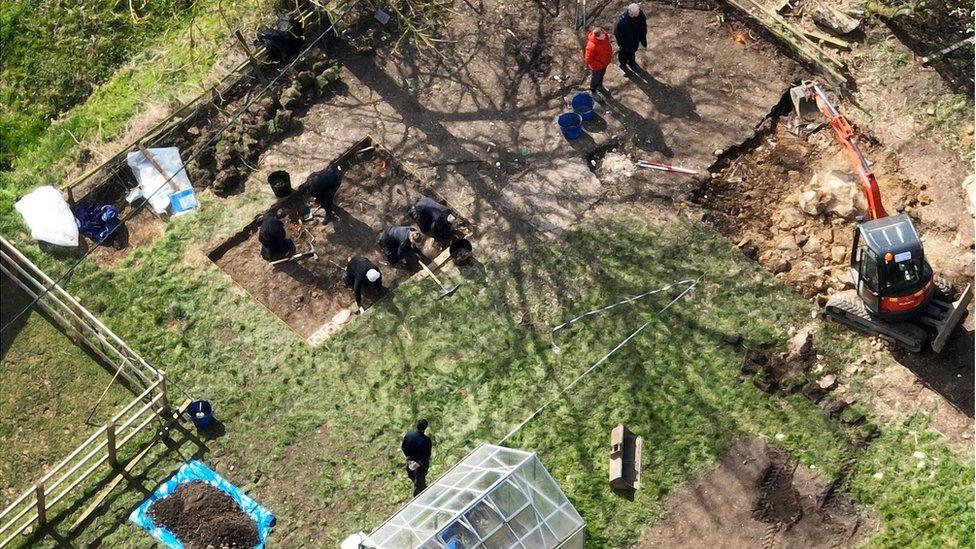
[{"x1": 149, "y1": 481, "x2": 259, "y2": 549}]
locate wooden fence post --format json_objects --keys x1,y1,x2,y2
[
  {"x1": 35, "y1": 484, "x2": 46, "y2": 525},
  {"x1": 106, "y1": 421, "x2": 117, "y2": 467},
  {"x1": 157, "y1": 371, "x2": 168, "y2": 414}
]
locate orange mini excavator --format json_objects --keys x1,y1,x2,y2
[{"x1": 790, "y1": 81, "x2": 971, "y2": 353}]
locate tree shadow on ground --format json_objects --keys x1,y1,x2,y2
[{"x1": 891, "y1": 327, "x2": 975, "y2": 418}]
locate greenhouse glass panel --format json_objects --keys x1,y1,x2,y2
[{"x1": 362, "y1": 445, "x2": 584, "y2": 548}]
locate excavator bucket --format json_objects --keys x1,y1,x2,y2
[{"x1": 789, "y1": 84, "x2": 821, "y2": 123}]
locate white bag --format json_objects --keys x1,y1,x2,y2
[{"x1": 14, "y1": 186, "x2": 79, "y2": 247}]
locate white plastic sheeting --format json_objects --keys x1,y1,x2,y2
[
  {"x1": 14, "y1": 186, "x2": 79, "y2": 247},
  {"x1": 125, "y1": 147, "x2": 196, "y2": 216}
]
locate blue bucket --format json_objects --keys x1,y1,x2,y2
[
  {"x1": 558, "y1": 113, "x2": 584, "y2": 140},
  {"x1": 572, "y1": 92, "x2": 595, "y2": 121},
  {"x1": 187, "y1": 400, "x2": 213, "y2": 429}
]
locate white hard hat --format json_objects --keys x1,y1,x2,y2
[
  {"x1": 628, "y1": 3, "x2": 640, "y2": 15},
  {"x1": 366, "y1": 269, "x2": 381, "y2": 282}
]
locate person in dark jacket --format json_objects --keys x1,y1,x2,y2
[
  {"x1": 258, "y1": 211, "x2": 295, "y2": 261},
  {"x1": 401, "y1": 419, "x2": 432, "y2": 497},
  {"x1": 378, "y1": 226, "x2": 422, "y2": 264},
  {"x1": 614, "y1": 3, "x2": 647, "y2": 71},
  {"x1": 345, "y1": 257, "x2": 383, "y2": 312},
  {"x1": 299, "y1": 166, "x2": 342, "y2": 220},
  {"x1": 409, "y1": 197, "x2": 456, "y2": 239}
]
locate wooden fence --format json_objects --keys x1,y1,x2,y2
[{"x1": 0, "y1": 237, "x2": 168, "y2": 547}]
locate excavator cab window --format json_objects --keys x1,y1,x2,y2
[
  {"x1": 858, "y1": 247, "x2": 879, "y2": 292},
  {"x1": 882, "y1": 254, "x2": 925, "y2": 294}
]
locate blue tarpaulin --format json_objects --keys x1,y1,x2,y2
[{"x1": 130, "y1": 460, "x2": 275, "y2": 549}]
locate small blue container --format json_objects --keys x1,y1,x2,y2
[
  {"x1": 571, "y1": 92, "x2": 595, "y2": 121},
  {"x1": 558, "y1": 113, "x2": 584, "y2": 140},
  {"x1": 187, "y1": 400, "x2": 213, "y2": 429}
]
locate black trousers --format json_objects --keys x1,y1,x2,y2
[
  {"x1": 406, "y1": 461, "x2": 429, "y2": 497},
  {"x1": 589, "y1": 69, "x2": 606, "y2": 92},
  {"x1": 261, "y1": 240, "x2": 296, "y2": 262},
  {"x1": 619, "y1": 49, "x2": 638, "y2": 68}
]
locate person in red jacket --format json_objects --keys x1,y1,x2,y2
[{"x1": 583, "y1": 26, "x2": 613, "y2": 95}]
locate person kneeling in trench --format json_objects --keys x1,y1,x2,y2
[
  {"x1": 378, "y1": 226, "x2": 423, "y2": 265},
  {"x1": 258, "y1": 211, "x2": 296, "y2": 261},
  {"x1": 401, "y1": 419, "x2": 432, "y2": 497},
  {"x1": 409, "y1": 196, "x2": 456, "y2": 239},
  {"x1": 345, "y1": 257, "x2": 383, "y2": 314}
]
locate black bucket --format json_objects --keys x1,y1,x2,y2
[
  {"x1": 449, "y1": 238, "x2": 473, "y2": 266},
  {"x1": 268, "y1": 170, "x2": 292, "y2": 198}
]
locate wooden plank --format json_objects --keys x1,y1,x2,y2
[{"x1": 802, "y1": 28, "x2": 851, "y2": 49}]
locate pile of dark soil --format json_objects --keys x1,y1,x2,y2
[
  {"x1": 634, "y1": 437, "x2": 873, "y2": 548},
  {"x1": 149, "y1": 481, "x2": 259, "y2": 549}
]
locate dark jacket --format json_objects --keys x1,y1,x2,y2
[
  {"x1": 258, "y1": 214, "x2": 293, "y2": 256},
  {"x1": 614, "y1": 10, "x2": 647, "y2": 52},
  {"x1": 401, "y1": 429, "x2": 432, "y2": 463},
  {"x1": 378, "y1": 226, "x2": 415, "y2": 263},
  {"x1": 345, "y1": 257, "x2": 382, "y2": 308},
  {"x1": 410, "y1": 197, "x2": 452, "y2": 238},
  {"x1": 300, "y1": 167, "x2": 341, "y2": 210}
]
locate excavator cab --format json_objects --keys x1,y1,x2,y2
[{"x1": 849, "y1": 213, "x2": 934, "y2": 321}]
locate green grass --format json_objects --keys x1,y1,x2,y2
[
  {"x1": 0, "y1": 0, "x2": 270, "y2": 233},
  {"x1": 5, "y1": 213, "x2": 970, "y2": 547},
  {"x1": 915, "y1": 93, "x2": 975, "y2": 163},
  {"x1": 0, "y1": 275, "x2": 132, "y2": 501},
  {"x1": 0, "y1": 0, "x2": 198, "y2": 168}
]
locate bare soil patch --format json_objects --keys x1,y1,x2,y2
[
  {"x1": 210, "y1": 139, "x2": 468, "y2": 338},
  {"x1": 148, "y1": 481, "x2": 259, "y2": 549},
  {"x1": 693, "y1": 107, "x2": 974, "y2": 444},
  {"x1": 634, "y1": 437, "x2": 874, "y2": 548}
]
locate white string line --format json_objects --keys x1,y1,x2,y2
[
  {"x1": 498, "y1": 275, "x2": 703, "y2": 445},
  {"x1": 549, "y1": 278, "x2": 700, "y2": 354}
]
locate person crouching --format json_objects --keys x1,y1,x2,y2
[
  {"x1": 345, "y1": 257, "x2": 383, "y2": 313},
  {"x1": 378, "y1": 226, "x2": 423, "y2": 264},
  {"x1": 408, "y1": 196, "x2": 456, "y2": 239},
  {"x1": 258, "y1": 211, "x2": 296, "y2": 261}
]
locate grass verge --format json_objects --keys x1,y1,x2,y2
[{"x1": 7, "y1": 216, "x2": 970, "y2": 547}]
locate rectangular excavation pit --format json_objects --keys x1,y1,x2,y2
[{"x1": 208, "y1": 137, "x2": 471, "y2": 343}]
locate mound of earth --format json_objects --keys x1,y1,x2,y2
[
  {"x1": 149, "y1": 481, "x2": 259, "y2": 549},
  {"x1": 634, "y1": 437, "x2": 873, "y2": 548}
]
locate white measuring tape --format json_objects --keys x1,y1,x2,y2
[{"x1": 498, "y1": 275, "x2": 704, "y2": 445}]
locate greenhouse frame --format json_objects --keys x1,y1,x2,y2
[{"x1": 364, "y1": 444, "x2": 585, "y2": 548}]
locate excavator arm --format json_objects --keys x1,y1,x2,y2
[{"x1": 790, "y1": 81, "x2": 887, "y2": 220}]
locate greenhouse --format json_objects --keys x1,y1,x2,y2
[{"x1": 364, "y1": 444, "x2": 585, "y2": 548}]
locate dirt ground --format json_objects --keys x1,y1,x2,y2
[
  {"x1": 211, "y1": 145, "x2": 462, "y2": 338},
  {"x1": 692, "y1": 108, "x2": 975, "y2": 445},
  {"x1": 148, "y1": 481, "x2": 259, "y2": 549},
  {"x1": 252, "y1": 2, "x2": 796, "y2": 256},
  {"x1": 634, "y1": 437, "x2": 874, "y2": 549}
]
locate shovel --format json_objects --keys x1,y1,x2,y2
[
  {"x1": 418, "y1": 260, "x2": 461, "y2": 299},
  {"x1": 270, "y1": 246, "x2": 317, "y2": 266}
]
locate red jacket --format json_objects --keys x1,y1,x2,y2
[{"x1": 583, "y1": 31, "x2": 613, "y2": 71}]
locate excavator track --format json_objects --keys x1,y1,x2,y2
[
  {"x1": 825, "y1": 292, "x2": 927, "y2": 352},
  {"x1": 825, "y1": 286, "x2": 972, "y2": 353}
]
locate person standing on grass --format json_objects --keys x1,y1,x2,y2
[
  {"x1": 583, "y1": 26, "x2": 613, "y2": 96},
  {"x1": 614, "y1": 3, "x2": 647, "y2": 72},
  {"x1": 401, "y1": 419, "x2": 433, "y2": 497}
]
